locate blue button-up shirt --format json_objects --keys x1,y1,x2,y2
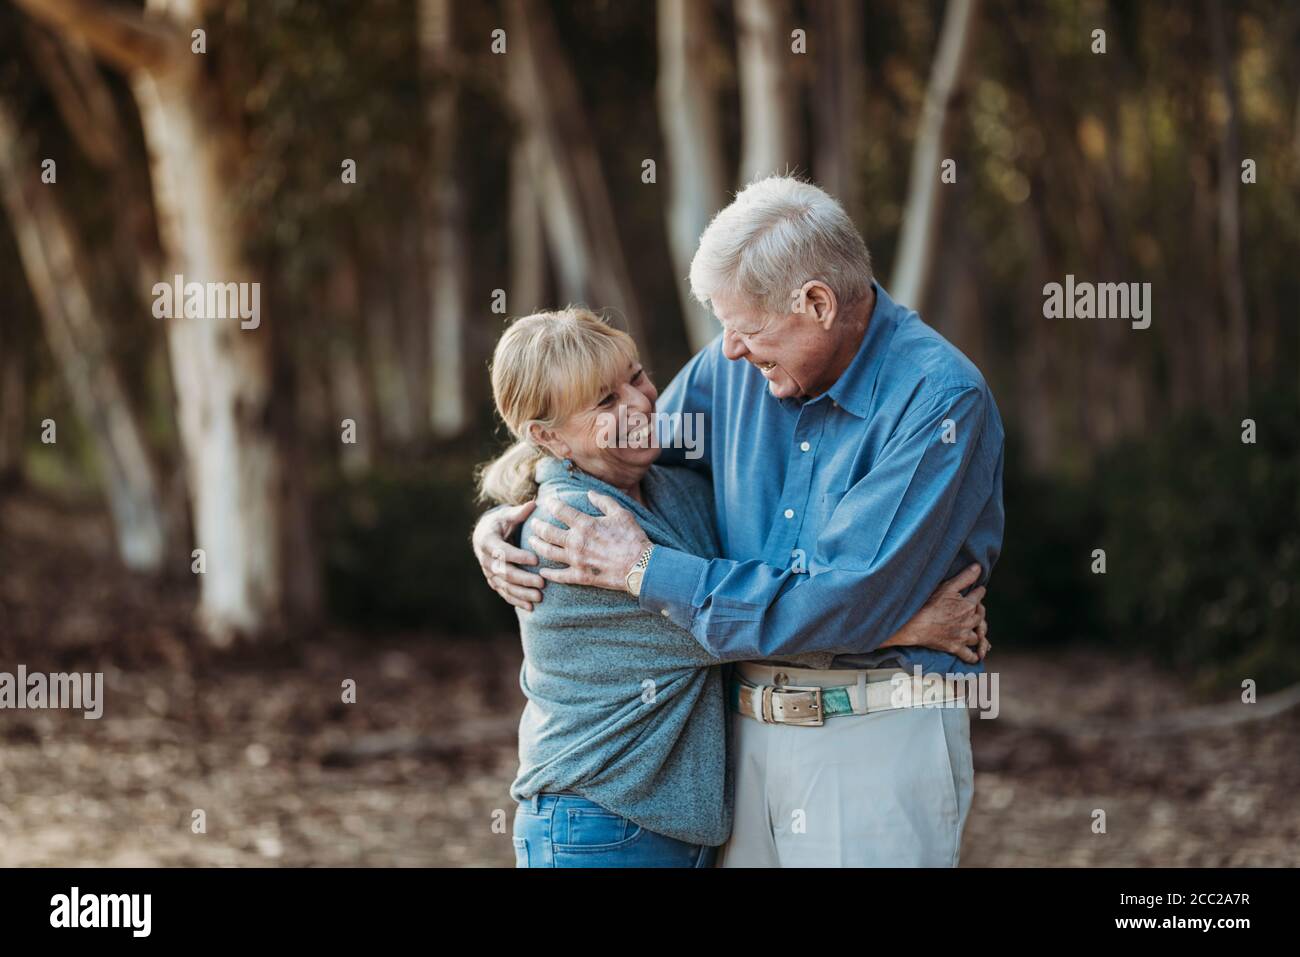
[{"x1": 643, "y1": 281, "x2": 1005, "y2": 675}]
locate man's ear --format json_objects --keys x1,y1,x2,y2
[{"x1": 804, "y1": 281, "x2": 837, "y2": 330}]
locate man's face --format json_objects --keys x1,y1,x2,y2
[{"x1": 713, "y1": 289, "x2": 841, "y2": 400}]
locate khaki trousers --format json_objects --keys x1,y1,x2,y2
[{"x1": 717, "y1": 662, "x2": 974, "y2": 868}]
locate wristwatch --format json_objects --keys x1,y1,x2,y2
[{"x1": 625, "y1": 542, "x2": 655, "y2": 597}]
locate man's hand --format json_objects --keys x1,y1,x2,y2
[
  {"x1": 472, "y1": 501, "x2": 545, "y2": 611},
  {"x1": 880, "y1": 563, "x2": 991, "y2": 664},
  {"x1": 529, "y1": 491, "x2": 651, "y2": 592}
]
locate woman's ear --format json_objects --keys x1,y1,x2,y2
[{"x1": 527, "y1": 421, "x2": 569, "y2": 460}]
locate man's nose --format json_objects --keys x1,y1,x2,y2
[{"x1": 721, "y1": 328, "x2": 747, "y2": 360}]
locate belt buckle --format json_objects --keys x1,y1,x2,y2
[{"x1": 767, "y1": 682, "x2": 824, "y2": 727}]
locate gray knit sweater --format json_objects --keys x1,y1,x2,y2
[{"x1": 509, "y1": 457, "x2": 733, "y2": 846}]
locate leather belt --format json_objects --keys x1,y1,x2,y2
[{"x1": 728, "y1": 672, "x2": 965, "y2": 727}]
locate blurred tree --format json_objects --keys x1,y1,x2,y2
[
  {"x1": 736, "y1": 0, "x2": 795, "y2": 183},
  {"x1": 657, "y1": 0, "x2": 726, "y2": 351},
  {"x1": 505, "y1": 0, "x2": 645, "y2": 343},
  {"x1": 22, "y1": 23, "x2": 163, "y2": 293},
  {"x1": 508, "y1": 133, "x2": 546, "y2": 317},
  {"x1": 15, "y1": 0, "x2": 316, "y2": 643},
  {"x1": 0, "y1": 318, "x2": 23, "y2": 486},
  {"x1": 891, "y1": 0, "x2": 979, "y2": 313},
  {"x1": 421, "y1": 0, "x2": 470, "y2": 438},
  {"x1": 0, "y1": 96, "x2": 167, "y2": 572},
  {"x1": 812, "y1": 0, "x2": 867, "y2": 230},
  {"x1": 323, "y1": 255, "x2": 375, "y2": 478},
  {"x1": 1208, "y1": 0, "x2": 1250, "y2": 404}
]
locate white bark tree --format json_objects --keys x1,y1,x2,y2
[
  {"x1": 15, "y1": 0, "x2": 301, "y2": 644},
  {"x1": 420, "y1": 0, "x2": 470, "y2": 437},
  {"x1": 890, "y1": 0, "x2": 980, "y2": 312},
  {"x1": 505, "y1": 0, "x2": 644, "y2": 343},
  {"x1": 0, "y1": 96, "x2": 167, "y2": 571},
  {"x1": 735, "y1": 0, "x2": 795, "y2": 185},
  {"x1": 657, "y1": 0, "x2": 725, "y2": 350}
]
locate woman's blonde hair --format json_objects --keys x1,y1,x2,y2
[{"x1": 477, "y1": 307, "x2": 640, "y2": 505}]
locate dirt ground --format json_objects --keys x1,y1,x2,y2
[{"x1": 2, "y1": 493, "x2": 1297, "y2": 867}]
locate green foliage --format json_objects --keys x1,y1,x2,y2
[
  {"x1": 988, "y1": 438, "x2": 1107, "y2": 651},
  {"x1": 318, "y1": 452, "x2": 517, "y2": 636},
  {"x1": 993, "y1": 383, "x2": 1299, "y2": 694},
  {"x1": 1094, "y1": 385, "x2": 1300, "y2": 691}
]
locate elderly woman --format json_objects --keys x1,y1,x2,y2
[{"x1": 478, "y1": 307, "x2": 983, "y2": 868}]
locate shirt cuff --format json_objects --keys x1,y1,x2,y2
[{"x1": 638, "y1": 545, "x2": 707, "y2": 628}]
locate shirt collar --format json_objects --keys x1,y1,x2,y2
[{"x1": 821, "y1": 279, "x2": 901, "y2": 419}]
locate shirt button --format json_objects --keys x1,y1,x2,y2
[
  {"x1": 831, "y1": 400, "x2": 839, "y2": 408},
  {"x1": 783, "y1": 508, "x2": 794, "y2": 519},
  {"x1": 800, "y1": 441, "x2": 811, "y2": 452},
  {"x1": 661, "y1": 609, "x2": 670, "y2": 617}
]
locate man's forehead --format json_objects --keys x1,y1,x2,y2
[{"x1": 712, "y1": 294, "x2": 770, "y2": 329}]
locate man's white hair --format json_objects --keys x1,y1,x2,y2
[{"x1": 689, "y1": 175, "x2": 873, "y2": 318}]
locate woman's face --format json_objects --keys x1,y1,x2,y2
[{"x1": 542, "y1": 361, "x2": 661, "y2": 490}]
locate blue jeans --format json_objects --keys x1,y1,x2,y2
[{"x1": 512, "y1": 794, "x2": 717, "y2": 868}]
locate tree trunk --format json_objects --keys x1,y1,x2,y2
[
  {"x1": 735, "y1": 0, "x2": 795, "y2": 185},
  {"x1": 15, "y1": 0, "x2": 303, "y2": 643},
  {"x1": 420, "y1": 0, "x2": 470, "y2": 437},
  {"x1": 657, "y1": 0, "x2": 725, "y2": 351},
  {"x1": 0, "y1": 314, "x2": 28, "y2": 487},
  {"x1": 505, "y1": 0, "x2": 644, "y2": 343},
  {"x1": 24, "y1": 20, "x2": 165, "y2": 280},
  {"x1": 890, "y1": 0, "x2": 980, "y2": 312},
  {"x1": 0, "y1": 96, "x2": 166, "y2": 571},
  {"x1": 812, "y1": 0, "x2": 866, "y2": 228},
  {"x1": 396, "y1": 216, "x2": 431, "y2": 439},
  {"x1": 1187, "y1": 152, "x2": 1224, "y2": 413},
  {"x1": 23, "y1": 23, "x2": 126, "y2": 170},
  {"x1": 362, "y1": 224, "x2": 417, "y2": 446},
  {"x1": 1208, "y1": 0, "x2": 1250, "y2": 405},
  {"x1": 325, "y1": 253, "x2": 375, "y2": 477},
  {"x1": 508, "y1": 135, "x2": 547, "y2": 317}
]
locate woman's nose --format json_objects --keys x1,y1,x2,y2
[{"x1": 624, "y1": 384, "x2": 653, "y2": 412}]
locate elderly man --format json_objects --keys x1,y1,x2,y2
[{"x1": 474, "y1": 175, "x2": 1004, "y2": 867}]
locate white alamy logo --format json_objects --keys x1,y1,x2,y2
[
  {"x1": 50, "y1": 887, "x2": 151, "y2": 937},
  {"x1": 1042, "y1": 274, "x2": 1151, "y2": 330},
  {"x1": 152, "y1": 274, "x2": 261, "y2": 329},
  {"x1": 0, "y1": 666, "x2": 103, "y2": 719},
  {"x1": 890, "y1": 666, "x2": 1000, "y2": 719},
  {"x1": 595, "y1": 408, "x2": 705, "y2": 460}
]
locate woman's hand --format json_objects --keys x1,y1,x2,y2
[
  {"x1": 472, "y1": 502, "x2": 545, "y2": 611},
  {"x1": 880, "y1": 564, "x2": 990, "y2": 664}
]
